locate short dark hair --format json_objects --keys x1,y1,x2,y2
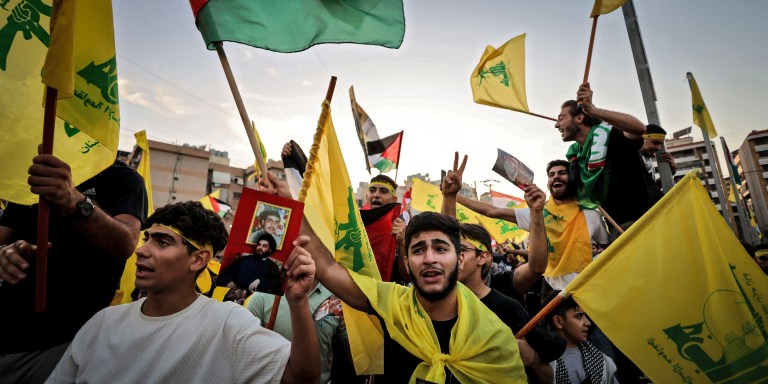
[
  {"x1": 546, "y1": 159, "x2": 570, "y2": 174},
  {"x1": 560, "y1": 100, "x2": 602, "y2": 127},
  {"x1": 147, "y1": 201, "x2": 228, "y2": 255},
  {"x1": 404, "y1": 212, "x2": 461, "y2": 258},
  {"x1": 645, "y1": 124, "x2": 666, "y2": 135},
  {"x1": 544, "y1": 290, "x2": 580, "y2": 329},
  {"x1": 258, "y1": 207, "x2": 280, "y2": 223},
  {"x1": 460, "y1": 223, "x2": 493, "y2": 278},
  {"x1": 256, "y1": 233, "x2": 277, "y2": 255},
  {"x1": 370, "y1": 174, "x2": 398, "y2": 191}
]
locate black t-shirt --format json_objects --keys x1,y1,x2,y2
[
  {"x1": 601, "y1": 128, "x2": 658, "y2": 224},
  {"x1": 0, "y1": 160, "x2": 147, "y2": 353},
  {"x1": 373, "y1": 306, "x2": 458, "y2": 383},
  {"x1": 480, "y1": 289, "x2": 529, "y2": 333}
]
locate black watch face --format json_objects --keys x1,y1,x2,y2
[{"x1": 79, "y1": 199, "x2": 94, "y2": 217}]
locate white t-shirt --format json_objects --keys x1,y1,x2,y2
[
  {"x1": 47, "y1": 295, "x2": 291, "y2": 384},
  {"x1": 514, "y1": 205, "x2": 609, "y2": 289}
]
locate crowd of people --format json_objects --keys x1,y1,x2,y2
[{"x1": 0, "y1": 83, "x2": 763, "y2": 383}]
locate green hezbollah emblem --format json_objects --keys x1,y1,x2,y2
[
  {"x1": 426, "y1": 193, "x2": 437, "y2": 210},
  {"x1": 477, "y1": 61, "x2": 510, "y2": 87},
  {"x1": 0, "y1": 0, "x2": 52, "y2": 71},
  {"x1": 335, "y1": 187, "x2": 372, "y2": 273},
  {"x1": 78, "y1": 56, "x2": 118, "y2": 104},
  {"x1": 495, "y1": 219, "x2": 519, "y2": 235},
  {"x1": 662, "y1": 264, "x2": 768, "y2": 383}
]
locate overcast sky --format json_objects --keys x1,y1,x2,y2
[{"x1": 112, "y1": 0, "x2": 768, "y2": 198}]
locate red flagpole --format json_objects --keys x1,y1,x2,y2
[{"x1": 36, "y1": 86, "x2": 58, "y2": 312}]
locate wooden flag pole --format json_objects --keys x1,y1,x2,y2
[
  {"x1": 583, "y1": 16, "x2": 599, "y2": 85},
  {"x1": 213, "y1": 42, "x2": 270, "y2": 187},
  {"x1": 35, "y1": 87, "x2": 58, "y2": 312},
  {"x1": 265, "y1": 76, "x2": 338, "y2": 331},
  {"x1": 524, "y1": 111, "x2": 557, "y2": 122},
  {"x1": 598, "y1": 206, "x2": 624, "y2": 235},
  {"x1": 516, "y1": 291, "x2": 570, "y2": 339}
]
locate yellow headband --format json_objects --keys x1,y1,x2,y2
[
  {"x1": 643, "y1": 133, "x2": 666, "y2": 140},
  {"x1": 158, "y1": 224, "x2": 214, "y2": 254},
  {"x1": 462, "y1": 237, "x2": 487, "y2": 252},
  {"x1": 756, "y1": 249, "x2": 768, "y2": 257},
  {"x1": 369, "y1": 182, "x2": 396, "y2": 195}
]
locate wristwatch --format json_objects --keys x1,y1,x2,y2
[{"x1": 71, "y1": 196, "x2": 94, "y2": 219}]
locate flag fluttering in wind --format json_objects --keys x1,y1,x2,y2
[
  {"x1": 367, "y1": 131, "x2": 403, "y2": 173},
  {"x1": 686, "y1": 72, "x2": 718, "y2": 138},
  {"x1": 0, "y1": 0, "x2": 120, "y2": 205},
  {"x1": 566, "y1": 171, "x2": 768, "y2": 384},
  {"x1": 299, "y1": 100, "x2": 384, "y2": 374},
  {"x1": 189, "y1": 0, "x2": 405, "y2": 53},
  {"x1": 590, "y1": 0, "x2": 628, "y2": 17},
  {"x1": 409, "y1": 178, "x2": 478, "y2": 223},
  {"x1": 471, "y1": 34, "x2": 529, "y2": 113},
  {"x1": 200, "y1": 189, "x2": 232, "y2": 218},
  {"x1": 349, "y1": 87, "x2": 403, "y2": 174}
]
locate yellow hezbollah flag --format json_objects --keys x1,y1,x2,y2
[
  {"x1": 590, "y1": 0, "x2": 627, "y2": 17},
  {"x1": 476, "y1": 214, "x2": 528, "y2": 244},
  {"x1": 115, "y1": 130, "x2": 154, "y2": 304},
  {"x1": 409, "y1": 178, "x2": 479, "y2": 223},
  {"x1": 686, "y1": 72, "x2": 718, "y2": 138},
  {"x1": 299, "y1": 100, "x2": 384, "y2": 374},
  {"x1": 566, "y1": 171, "x2": 768, "y2": 384},
  {"x1": 470, "y1": 33, "x2": 529, "y2": 113},
  {"x1": 0, "y1": 0, "x2": 118, "y2": 205},
  {"x1": 248, "y1": 120, "x2": 268, "y2": 180}
]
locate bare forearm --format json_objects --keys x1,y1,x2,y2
[
  {"x1": 282, "y1": 298, "x2": 320, "y2": 383},
  {"x1": 299, "y1": 217, "x2": 368, "y2": 310},
  {"x1": 457, "y1": 195, "x2": 516, "y2": 222},
  {"x1": 585, "y1": 105, "x2": 646, "y2": 139},
  {"x1": 441, "y1": 194, "x2": 457, "y2": 218},
  {"x1": 74, "y1": 211, "x2": 140, "y2": 260},
  {"x1": 526, "y1": 208, "x2": 547, "y2": 275}
]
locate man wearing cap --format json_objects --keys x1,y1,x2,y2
[{"x1": 46, "y1": 201, "x2": 320, "y2": 383}]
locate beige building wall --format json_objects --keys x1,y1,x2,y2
[{"x1": 148, "y1": 140, "x2": 209, "y2": 207}]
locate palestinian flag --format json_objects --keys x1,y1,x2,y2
[
  {"x1": 360, "y1": 202, "x2": 401, "y2": 282},
  {"x1": 490, "y1": 190, "x2": 525, "y2": 208},
  {"x1": 200, "y1": 189, "x2": 232, "y2": 218},
  {"x1": 367, "y1": 131, "x2": 403, "y2": 173}
]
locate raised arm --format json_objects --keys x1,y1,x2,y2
[
  {"x1": 441, "y1": 152, "x2": 467, "y2": 218},
  {"x1": 29, "y1": 155, "x2": 142, "y2": 260},
  {"x1": 456, "y1": 194, "x2": 518, "y2": 223},
  {"x1": 281, "y1": 236, "x2": 321, "y2": 384},
  {"x1": 512, "y1": 184, "x2": 547, "y2": 296},
  {"x1": 578, "y1": 82, "x2": 646, "y2": 140},
  {"x1": 260, "y1": 172, "x2": 368, "y2": 311}
]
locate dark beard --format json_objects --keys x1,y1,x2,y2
[{"x1": 409, "y1": 261, "x2": 459, "y2": 302}]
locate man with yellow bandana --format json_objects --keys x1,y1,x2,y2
[
  {"x1": 459, "y1": 160, "x2": 609, "y2": 291},
  {"x1": 47, "y1": 201, "x2": 321, "y2": 383},
  {"x1": 305, "y1": 210, "x2": 527, "y2": 383}
]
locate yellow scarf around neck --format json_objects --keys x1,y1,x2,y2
[{"x1": 349, "y1": 271, "x2": 526, "y2": 383}]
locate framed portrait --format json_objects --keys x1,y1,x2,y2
[{"x1": 216, "y1": 188, "x2": 304, "y2": 299}]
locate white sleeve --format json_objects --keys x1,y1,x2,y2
[
  {"x1": 45, "y1": 311, "x2": 105, "y2": 383},
  {"x1": 584, "y1": 209, "x2": 610, "y2": 245},
  {"x1": 226, "y1": 305, "x2": 291, "y2": 384},
  {"x1": 513, "y1": 208, "x2": 531, "y2": 231}
]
